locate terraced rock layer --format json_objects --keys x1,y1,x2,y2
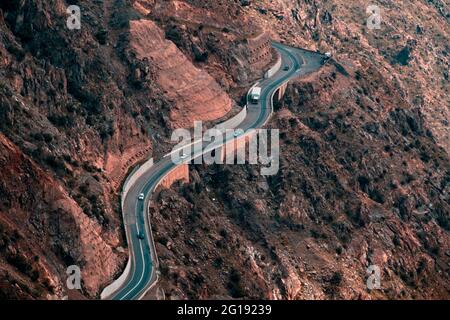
[{"x1": 129, "y1": 19, "x2": 232, "y2": 129}]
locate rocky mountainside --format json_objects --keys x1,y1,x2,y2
[
  {"x1": 0, "y1": 0, "x2": 449, "y2": 299},
  {"x1": 144, "y1": 0, "x2": 450, "y2": 299},
  {"x1": 252, "y1": 0, "x2": 449, "y2": 151},
  {"x1": 151, "y1": 62, "x2": 449, "y2": 299},
  {"x1": 0, "y1": 0, "x2": 270, "y2": 299}
]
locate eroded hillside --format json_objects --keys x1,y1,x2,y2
[
  {"x1": 0, "y1": 0, "x2": 271, "y2": 299},
  {"x1": 0, "y1": 0, "x2": 448, "y2": 300},
  {"x1": 144, "y1": 0, "x2": 450, "y2": 299},
  {"x1": 151, "y1": 58, "x2": 450, "y2": 300}
]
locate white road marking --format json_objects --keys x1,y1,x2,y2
[{"x1": 120, "y1": 199, "x2": 147, "y2": 300}]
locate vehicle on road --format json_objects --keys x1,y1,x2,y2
[
  {"x1": 233, "y1": 131, "x2": 240, "y2": 137},
  {"x1": 283, "y1": 65, "x2": 289, "y2": 71},
  {"x1": 138, "y1": 193, "x2": 145, "y2": 200},
  {"x1": 180, "y1": 152, "x2": 188, "y2": 159},
  {"x1": 321, "y1": 52, "x2": 332, "y2": 64},
  {"x1": 249, "y1": 86, "x2": 261, "y2": 104},
  {"x1": 137, "y1": 232, "x2": 145, "y2": 240}
]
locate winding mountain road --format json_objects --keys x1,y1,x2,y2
[{"x1": 104, "y1": 42, "x2": 326, "y2": 300}]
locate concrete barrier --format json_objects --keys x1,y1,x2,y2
[
  {"x1": 215, "y1": 105, "x2": 247, "y2": 131},
  {"x1": 100, "y1": 257, "x2": 131, "y2": 299},
  {"x1": 121, "y1": 158, "x2": 154, "y2": 206},
  {"x1": 100, "y1": 156, "x2": 153, "y2": 299},
  {"x1": 157, "y1": 164, "x2": 189, "y2": 189},
  {"x1": 264, "y1": 51, "x2": 282, "y2": 79}
]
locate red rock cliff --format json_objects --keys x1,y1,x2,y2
[{"x1": 129, "y1": 19, "x2": 233, "y2": 129}]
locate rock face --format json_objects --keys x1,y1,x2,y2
[
  {"x1": 150, "y1": 61, "x2": 450, "y2": 300},
  {"x1": 1, "y1": 0, "x2": 448, "y2": 301},
  {"x1": 0, "y1": 133, "x2": 122, "y2": 298},
  {"x1": 142, "y1": 0, "x2": 449, "y2": 299},
  {"x1": 0, "y1": 0, "x2": 274, "y2": 299},
  {"x1": 246, "y1": 32, "x2": 273, "y2": 69},
  {"x1": 247, "y1": 0, "x2": 450, "y2": 151},
  {"x1": 158, "y1": 164, "x2": 189, "y2": 189},
  {"x1": 129, "y1": 19, "x2": 232, "y2": 129},
  {"x1": 136, "y1": 0, "x2": 274, "y2": 87}
]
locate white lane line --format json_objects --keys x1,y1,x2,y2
[
  {"x1": 110, "y1": 195, "x2": 139, "y2": 300},
  {"x1": 120, "y1": 200, "x2": 147, "y2": 300}
]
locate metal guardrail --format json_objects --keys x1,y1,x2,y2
[{"x1": 264, "y1": 51, "x2": 282, "y2": 79}]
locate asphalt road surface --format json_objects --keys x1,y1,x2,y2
[{"x1": 106, "y1": 43, "x2": 326, "y2": 300}]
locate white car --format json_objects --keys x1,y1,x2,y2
[
  {"x1": 180, "y1": 153, "x2": 188, "y2": 159},
  {"x1": 233, "y1": 131, "x2": 240, "y2": 137},
  {"x1": 138, "y1": 193, "x2": 145, "y2": 200}
]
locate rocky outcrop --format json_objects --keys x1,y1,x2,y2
[
  {"x1": 0, "y1": 0, "x2": 163, "y2": 298},
  {"x1": 0, "y1": 133, "x2": 123, "y2": 298},
  {"x1": 246, "y1": 32, "x2": 272, "y2": 69},
  {"x1": 129, "y1": 19, "x2": 232, "y2": 129},
  {"x1": 158, "y1": 164, "x2": 189, "y2": 189},
  {"x1": 135, "y1": 0, "x2": 274, "y2": 87}
]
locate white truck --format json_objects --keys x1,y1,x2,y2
[{"x1": 249, "y1": 86, "x2": 261, "y2": 104}]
